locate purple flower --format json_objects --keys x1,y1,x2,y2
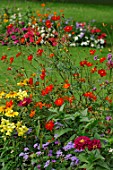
[
  {"x1": 71, "y1": 156, "x2": 79, "y2": 165},
  {"x1": 107, "y1": 53, "x2": 112, "y2": 60},
  {"x1": 44, "y1": 160, "x2": 50, "y2": 168},
  {"x1": 23, "y1": 153, "x2": 29, "y2": 160},
  {"x1": 106, "y1": 116, "x2": 112, "y2": 121},
  {"x1": 52, "y1": 160, "x2": 56, "y2": 163},
  {"x1": 19, "y1": 152, "x2": 24, "y2": 157},
  {"x1": 92, "y1": 87, "x2": 96, "y2": 91},
  {"x1": 94, "y1": 55, "x2": 98, "y2": 60},
  {"x1": 42, "y1": 142, "x2": 50, "y2": 150},
  {"x1": 36, "y1": 151, "x2": 42, "y2": 156},
  {"x1": 24, "y1": 147, "x2": 29, "y2": 152},
  {"x1": 64, "y1": 154, "x2": 72, "y2": 160},
  {"x1": 48, "y1": 150, "x2": 53, "y2": 157},
  {"x1": 63, "y1": 141, "x2": 74, "y2": 151},
  {"x1": 56, "y1": 150, "x2": 63, "y2": 158},
  {"x1": 74, "y1": 149, "x2": 83, "y2": 152},
  {"x1": 27, "y1": 127, "x2": 32, "y2": 134},
  {"x1": 54, "y1": 140, "x2": 60, "y2": 145},
  {"x1": 34, "y1": 143, "x2": 39, "y2": 148},
  {"x1": 37, "y1": 164, "x2": 41, "y2": 169},
  {"x1": 55, "y1": 122, "x2": 63, "y2": 129}
]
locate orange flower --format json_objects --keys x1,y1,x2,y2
[
  {"x1": 91, "y1": 67, "x2": 97, "y2": 73},
  {"x1": 49, "y1": 53, "x2": 54, "y2": 58},
  {"x1": 41, "y1": 3, "x2": 45, "y2": 7},
  {"x1": 55, "y1": 98, "x2": 64, "y2": 106},
  {"x1": 45, "y1": 20, "x2": 52, "y2": 28},
  {"x1": 29, "y1": 110, "x2": 36, "y2": 118},
  {"x1": 16, "y1": 52, "x2": 21, "y2": 57},
  {"x1": 20, "y1": 37, "x2": 25, "y2": 44},
  {"x1": 45, "y1": 120, "x2": 54, "y2": 131},
  {"x1": 105, "y1": 96, "x2": 112, "y2": 103},
  {"x1": 6, "y1": 100, "x2": 13, "y2": 108},
  {"x1": 63, "y1": 83, "x2": 70, "y2": 89}
]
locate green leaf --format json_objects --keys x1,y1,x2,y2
[
  {"x1": 81, "y1": 108, "x2": 88, "y2": 116},
  {"x1": 54, "y1": 128, "x2": 73, "y2": 139},
  {"x1": 96, "y1": 161, "x2": 110, "y2": 170},
  {"x1": 59, "y1": 103, "x2": 65, "y2": 112},
  {"x1": 65, "y1": 134, "x2": 76, "y2": 144}
]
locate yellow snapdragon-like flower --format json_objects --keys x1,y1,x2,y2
[
  {"x1": 16, "y1": 121, "x2": 28, "y2": 136},
  {"x1": 5, "y1": 91, "x2": 18, "y2": 98},
  {"x1": 17, "y1": 89, "x2": 28, "y2": 100},
  {"x1": 5, "y1": 109, "x2": 19, "y2": 117},
  {"x1": 0, "y1": 118, "x2": 15, "y2": 136}
]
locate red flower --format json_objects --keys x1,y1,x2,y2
[
  {"x1": 80, "y1": 60, "x2": 87, "y2": 67},
  {"x1": 45, "y1": 120, "x2": 54, "y2": 131},
  {"x1": 83, "y1": 92, "x2": 97, "y2": 101},
  {"x1": 55, "y1": 98, "x2": 64, "y2": 106},
  {"x1": 91, "y1": 67, "x2": 97, "y2": 73},
  {"x1": 86, "y1": 61, "x2": 93, "y2": 67},
  {"x1": 99, "y1": 57, "x2": 106, "y2": 63},
  {"x1": 51, "y1": 15, "x2": 60, "y2": 21},
  {"x1": 16, "y1": 52, "x2": 21, "y2": 57},
  {"x1": 37, "y1": 49, "x2": 44, "y2": 56},
  {"x1": 6, "y1": 100, "x2": 13, "y2": 108},
  {"x1": 64, "y1": 25, "x2": 73, "y2": 32},
  {"x1": 45, "y1": 84, "x2": 54, "y2": 92},
  {"x1": 46, "y1": 20, "x2": 52, "y2": 28},
  {"x1": 90, "y1": 50, "x2": 96, "y2": 55},
  {"x1": 88, "y1": 139, "x2": 101, "y2": 151},
  {"x1": 74, "y1": 136, "x2": 91, "y2": 150},
  {"x1": 98, "y1": 69, "x2": 106, "y2": 77},
  {"x1": 28, "y1": 78, "x2": 33, "y2": 85},
  {"x1": 40, "y1": 68, "x2": 46, "y2": 80},
  {"x1": 27, "y1": 54, "x2": 33, "y2": 61},
  {"x1": 20, "y1": 37, "x2": 25, "y2": 44},
  {"x1": 10, "y1": 57, "x2": 14, "y2": 64},
  {"x1": 1, "y1": 55, "x2": 7, "y2": 60},
  {"x1": 7, "y1": 67, "x2": 12, "y2": 70}
]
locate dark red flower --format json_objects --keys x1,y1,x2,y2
[
  {"x1": 88, "y1": 139, "x2": 101, "y2": 151},
  {"x1": 45, "y1": 120, "x2": 54, "y2": 131},
  {"x1": 18, "y1": 98, "x2": 32, "y2": 107},
  {"x1": 64, "y1": 25, "x2": 73, "y2": 32},
  {"x1": 74, "y1": 136, "x2": 91, "y2": 150},
  {"x1": 98, "y1": 69, "x2": 106, "y2": 77},
  {"x1": 28, "y1": 78, "x2": 33, "y2": 85},
  {"x1": 54, "y1": 98, "x2": 64, "y2": 106}
]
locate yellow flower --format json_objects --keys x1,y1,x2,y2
[
  {"x1": 4, "y1": 19, "x2": 8, "y2": 23},
  {"x1": 4, "y1": 13, "x2": 7, "y2": 17},
  {"x1": 0, "y1": 105, "x2": 6, "y2": 114},
  {"x1": 16, "y1": 121, "x2": 28, "y2": 136},
  {"x1": 17, "y1": 79, "x2": 28, "y2": 86},
  {"x1": 5, "y1": 109, "x2": 19, "y2": 117},
  {"x1": 5, "y1": 91, "x2": 18, "y2": 98},
  {"x1": 0, "y1": 91, "x2": 5, "y2": 99},
  {"x1": 17, "y1": 89, "x2": 28, "y2": 100},
  {"x1": 0, "y1": 118, "x2": 15, "y2": 136}
]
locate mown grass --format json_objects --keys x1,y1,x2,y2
[{"x1": 0, "y1": 0, "x2": 113, "y2": 85}]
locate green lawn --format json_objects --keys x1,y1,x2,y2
[{"x1": 0, "y1": 0, "x2": 113, "y2": 84}]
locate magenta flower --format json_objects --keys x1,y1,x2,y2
[
  {"x1": 74, "y1": 136, "x2": 91, "y2": 150},
  {"x1": 18, "y1": 97, "x2": 32, "y2": 107},
  {"x1": 88, "y1": 139, "x2": 101, "y2": 151}
]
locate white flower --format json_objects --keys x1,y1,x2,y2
[
  {"x1": 41, "y1": 33, "x2": 45, "y2": 38},
  {"x1": 68, "y1": 34, "x2": 71, "y2": 37},
  {"x1": 74, "y1": 36, "x2": 78, "y2": 41},
  {"x1": 91, "y1": 43, "x2": 95, "y2": 47},
  {"x1": 109, "y1": 148, "x2": 113, "y2": 153},
  {"x1": 70, "y1": 43, "x2": 76, "y2": 47}
]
